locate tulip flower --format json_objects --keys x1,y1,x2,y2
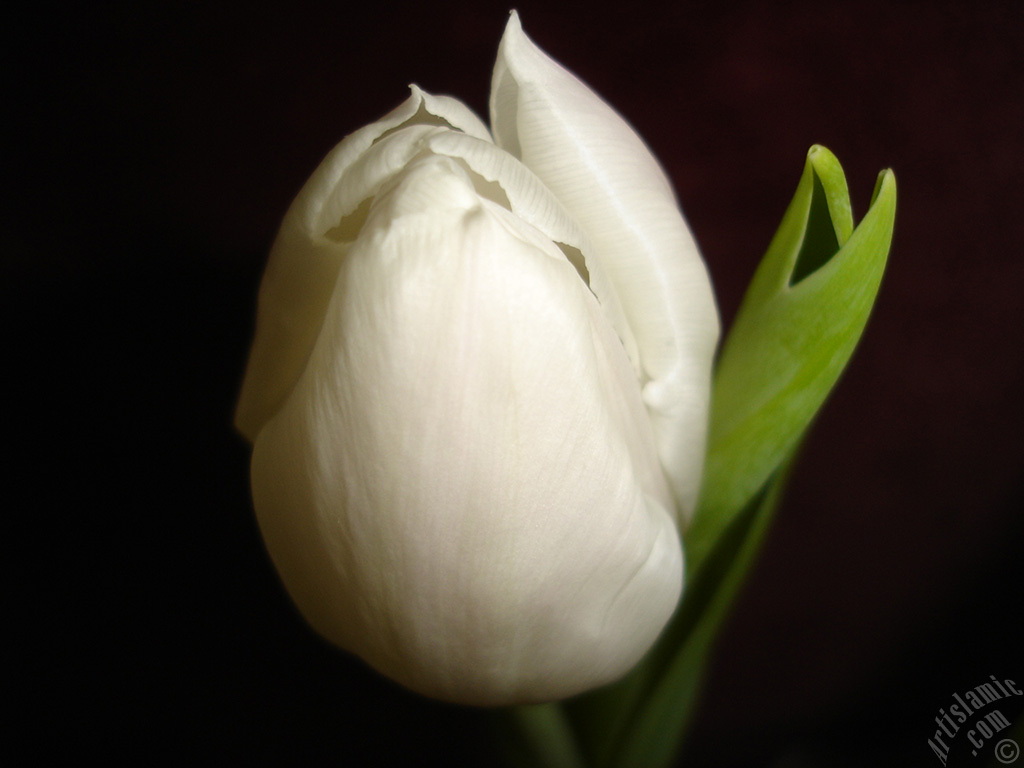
[{"x1": 235, "y1": 12, "x2": 719, "y2": 706}]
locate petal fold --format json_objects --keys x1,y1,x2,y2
[{"x1": 235, "y1": 88, "x2": 490, "y2": 440}]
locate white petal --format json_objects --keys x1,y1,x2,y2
[
  {"x1": 234, "y1": 88, "x2": 490, "y2": 440},
  {"x1": 425, "y1": 129, "x2": 640, "y2": 370},
  {"x1": 297, "y1": 85, "x2": 491, "y2": 238},
  {"x1": 490, "y1": 12, "x2": 720, "y2": 522},
  {"x1": 250, "y1": 154, "x2": 681, "y2": 705}
]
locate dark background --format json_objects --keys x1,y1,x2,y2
[{"x1": 11, "y1": 0, "x2": 1022, "y2": 765}]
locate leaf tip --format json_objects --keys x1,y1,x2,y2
[{"x1": 871, "y1": 167, "x2": 897, "y2": 208}]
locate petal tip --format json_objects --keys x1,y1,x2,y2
[{"x1": 501, "y1": 9, "x2": 533, "y2": 58}]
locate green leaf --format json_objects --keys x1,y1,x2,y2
[
  {"x1": 565, "y1": 146, "x2": 895, "y2": 768},
  {"x1": 686, "y1": 146, "x2": 896, "y2": 579},
  {"x1": 608, "y1": 453, "x2": 796, "y2": 768}
]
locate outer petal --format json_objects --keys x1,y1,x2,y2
[
  {"x1": 490, "y1": 12, "x2": 720, "y2": 522},
  {"x1": 235, "y1": 88, "x2": 490, "y2": 440},
  {"x1": 250, "y1": 154, "x2": 681, "y2": 705}
]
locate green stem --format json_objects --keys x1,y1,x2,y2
[{"x1": 498, "y1": 703, "x2": 588, "y2": 768}]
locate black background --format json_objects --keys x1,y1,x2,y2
[{"x1": 11, "y1": 0, "x2": 1023, "y2": 765}]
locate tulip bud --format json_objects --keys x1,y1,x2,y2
[{"x1": 236, "y1": 12, "x2": 718, "y2": 706}]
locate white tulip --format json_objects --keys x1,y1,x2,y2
[{"x1": 236, "y1": 12, "x2": 719, "y2": 706}]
